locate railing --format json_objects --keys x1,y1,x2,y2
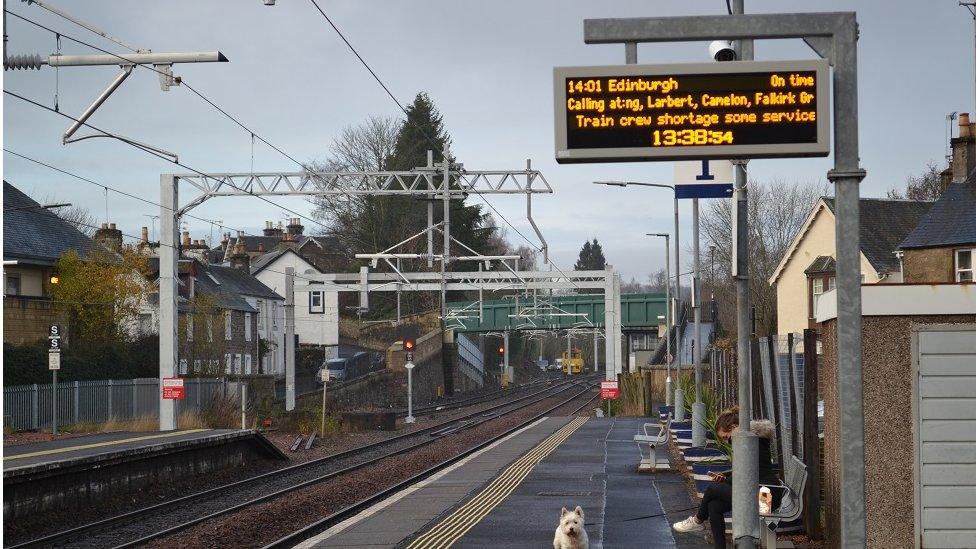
[{"x1": 3, "y1": 377, "x2": 229, "y2": 431}]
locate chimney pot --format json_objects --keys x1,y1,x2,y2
[{"x1": 109, "y1": 222, "x2": 117, "y2": 230}]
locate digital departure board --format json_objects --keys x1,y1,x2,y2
[{"x1": 553, "y1": 60, "x2": 830, "y2": 163}]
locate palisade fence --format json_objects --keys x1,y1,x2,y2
[{"x1": 3, "y1": 378, "x2": 229, "y2": 431}]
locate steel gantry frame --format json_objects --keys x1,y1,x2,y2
[
  {"x1": 584, "y1": 10, "x2": 866, "y2": 547},
  {"x1": 159, "y1": 157, "x2": 556, "y2": 429}
]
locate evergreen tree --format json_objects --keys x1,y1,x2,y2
[{"x1": 574, "y1": 239, "x2": 606, "y2": 270}]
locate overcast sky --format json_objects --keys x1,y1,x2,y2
[{"x1": 3, "y1": 0, "x2": 972, "y2": 282}]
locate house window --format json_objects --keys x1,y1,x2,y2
[
  {"x1": 245, "y1": 313, "x2": 252, "y2": 342},
  {"x1": 187, "y1": 315, "x2": 194, "y2": 342},
  {"x1": 828, "y1": 277, "x2": 836, "y2": 291},
  {"x1": 272, "y1": 301, "x2": 278, "y2": 328},
  {"x1": 225, "y1": 353, "x2": 232, "y2": 374},
  {"x1": 234, "y1": 354, "x2": 242, "y2": 374},
  {"x1": 244, "y1": 354, "x2": 252, "y2": 375},
  {"x1": 225, "y1": 310, "x2": 232, "y2": 340},
  {"x1": 179, "y1": 359, "x2": 188, "y2": 375},
  {"x1": 956, "y1": 249, "x2": 974, "y2": 282},
  {"x1": 309, "y1": 291, "x2": 324, "y2": 314},
  {"x1": 207, "y1": 316, "x2": 214, "y2": 342},
  {"x1": 257, "y1": 300, "x2": 264, "y2": 329},
  {"x1": 5, "y1": 274, "x2": 21, "y2": 296},
  {"x1": 193, "y1": 359, "x2": 201, "y2": 373},
  {"x1": 812, "y1": 278, "x2": 824, "y2": 317}
]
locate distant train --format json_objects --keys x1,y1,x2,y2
[{"x1": 561, "y1": 348, "x2": 584, "y2": 374}]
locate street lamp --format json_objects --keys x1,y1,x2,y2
[
  {"x1": 648, "y1": 233, "x2": 673, "y2": 409},
  {"x1": 595, "y1": 180, "x2": 686, "y2": 421}
]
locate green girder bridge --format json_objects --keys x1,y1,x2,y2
[{"x1": 445, "y1": 293, "x2": 667, "y2": 332}]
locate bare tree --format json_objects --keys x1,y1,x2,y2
[
  {"x1": 886, "y1": 162, "x2": 946, "y2": 201},
  {"x1": 700, "y1": 179, "x2": 827, "y2": 336},
  {"x1": 41, "y1": 194, "x2": 97, "y2": 237}
]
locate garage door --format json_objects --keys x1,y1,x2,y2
[{"x1": 914, "y1": 325, "x2": 976, "y2": 548}]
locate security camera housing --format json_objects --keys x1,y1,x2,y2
[{"x1": 709, "y1": 40, "x2": 736, "y2": 62}]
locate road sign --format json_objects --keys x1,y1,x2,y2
[
  {"x1": 554, "y1": 59, "x2": 830, "y2": 163},
  {"x1": 49, "y1": 324, "x2": 61, "y2": 338},
  {"x1": 48, "y1": 351, "x2": 60, "y2": 370},
  {"x1": 320, "y1": 368, "x2": 330, "y2": 382},
  {"x1": 162, "y1": 377, "x2": 185, "y2": 400},
  {"x1": 600, "y1": 380, "x2": 620, "y2": 400}
]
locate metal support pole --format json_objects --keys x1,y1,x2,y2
[
  {"x1": 593, "y1": 328, "x2": 599, "y2": 374},
  {"x1": 427, "y1": 150, "x2": 435, "y2": 268},
  {"x1": 730, "y1": 3, "x2": 759, "y2": 544},
  {"x1": 691, "y1": 198, "x2": 705, "y2": 447},
  {"x1": 405, "y1": 363, "x2": 415, "y2": 424},
  {"x1": 440, "y1": 146, "x2": 451, "y2": 319},
  {"x1": 159, "y1": 174, "x2": 178, "y2": 431},
  {"x1": 320, "y1": 376, "x2": 328, "y2": 435},
  {"x1": 285, "y1": 267, "x2": 296, "y2": 411},
  {"x1": 664, "y1": 235, "x2": 672, "y2": 408},
  {"x1": 62, "y1": 66, "x2": 132, "y2": 143},
  {"x1": 673, "y1": 193, "x2": 685, "y2": 422},
  {"x1": 51, "y1": 369, "x2": 57, "y2": 436},
  {"x1": 240, "y1": 382, "x2": 246, "y2": 430},
  {"x1": 503, "y1": 331, "x2": 510, "y2": 384}
]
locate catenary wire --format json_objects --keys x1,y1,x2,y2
[{"x1": 305, "y1": 0, "x2": 580, "y2": 289}]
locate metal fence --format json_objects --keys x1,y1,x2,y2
[{"x1": 3, "y1": 378, "x2": 229, "y2": 431}]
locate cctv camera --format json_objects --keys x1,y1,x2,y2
[{"x1": 709, "y1": 40, "x2": 736, "y2": 62}]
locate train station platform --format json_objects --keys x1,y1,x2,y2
[
  {"x1": 299, "y1": 416, "x2": 707, "y2": 549},
  {"x1": 3, "y1": 429, "x2": 285, "y2": 520}
]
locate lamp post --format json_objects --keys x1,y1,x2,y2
[
  {"x1": 648, "y1": 233, "x2": 672, "y2": 408},
  {"x1": 595, "y1": 181, "x2": 684, "y2": 420}
]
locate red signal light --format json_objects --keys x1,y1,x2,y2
[
  {"x1": 498, "y1": 346, "x2": 505, "y2": 354},
  {"x1": 404, "y1": 339, "x2": 416, "y2": 351}
]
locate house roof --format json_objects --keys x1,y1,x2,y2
[
  {"x1": 898, "y1": 178, "x2": 976, "y2": 249},
  {"x1": 769, "y1": 197, "x2": 932, "y2": 284},
  {"x1": 206, "y1": 264, "x2": 282, "y2": 301},
  {"x1": 804, "y1": 255, "x2": 836, "y2": 275},
  {"x1": 822, "y1": 197, "x2": 932, "y2": 274},
  {"x1": 248, "y1": 247, "x2": 291, "y2": 274},
  {"x1": 192, "y1": 270, "x2": 257, "y2": 313},
  {"x1": 3, "y1": 181, "x2": 96, "y2": 265}
]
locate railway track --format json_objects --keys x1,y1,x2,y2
[
  {"x1": 263, "y1": 383, "x2": 600, "y2": 549},
  {"x1": 10, "y1": 376, "x2": 597, "y2": 549}
]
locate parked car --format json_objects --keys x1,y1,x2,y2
[{"x1": 319, "y1": 358, "x2": 348, "y2": 383}]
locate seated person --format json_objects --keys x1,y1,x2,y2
[{"x1": 671, "y1": 406, "x2": 780, "y2": 549}]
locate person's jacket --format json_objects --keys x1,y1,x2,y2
[{"x1": 722, "y1": 419, "x2": 779, "y2": 485}]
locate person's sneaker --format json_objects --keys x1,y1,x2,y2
[{"x1": 672, "y1": 516, "x2": 705, "y2": 533}]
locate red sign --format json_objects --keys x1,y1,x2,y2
[
  {"x1": 162, "y1": 377, "x2": 185, "y2": 400},
  {"x1": 600, "y1": 380, "x2": 620, "y2": 400}
]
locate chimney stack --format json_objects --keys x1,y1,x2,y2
[
  {"x1": 182, "y1": 231, "x2": 191, "y2": 247},
  {"x1": 286, "y1": 216, "x2": 304, "y2": 237},
  {"x1": 951, "y1": 112, "x2": 976, "y2": 181},
  {"x1": 141, "y1": 226, "x2": 149, "y2": 243},
  {"x1": 229, "y1": 236, "x2": 250, "y2": 271},
  {"x1": 263, "y1": 220, "x2": 283, "y2": 237},
  {"x1": 94, "y1": 222, "x2": 124, "y2": 253}
]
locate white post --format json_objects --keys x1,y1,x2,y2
[
  {"x1": 503, "y1": 331, "x2": 509, "y2": 384},
  {"x1": 240, "y1": 382, "x2": 246, "y2": 430},
  {"x1": 159, "y1": 174, "x2": 178, "y2": 431},
  {"x1": 405, "y1": 361, "x2": 415, "y2": 423},
  {"x1": 321, "y1": 375, "x2": 327, "y2": 435},
  {"x1": 285, "y1": 267, "x2": 296, "y2": 411},
  {"x1": 691, "y1": 198, "x2": 706, "y2": 447}
]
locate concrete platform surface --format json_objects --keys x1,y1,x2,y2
[
  {"x1": 3, "y1": 429, "x2": 271, "y2": 475},
  {"x1": 300, "y1": 416, "x2": 706, "y2": 549}
]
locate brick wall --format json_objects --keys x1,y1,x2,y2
[
  {"x1": 3, "y1": 296, "x2": 68, "y2": 345},
  {"x1": 819, "y1": 313, "x2": 976, "y2": 548},
  {"x1": 179, "y1": 309, "x2": 259, "y2": 375},
  {"x1": 901, "y1": 247, "x2": 954, "y2": 283}
]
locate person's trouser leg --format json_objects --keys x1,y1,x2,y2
[{"x1": 695, "y1": 483, "x2": 732, "y2": 549}]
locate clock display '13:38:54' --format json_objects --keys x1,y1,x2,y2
[{"x1": 652, "y1": 129, "x2": 734, "y2": 147}]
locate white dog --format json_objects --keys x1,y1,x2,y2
[{"x1": 553, "y1": 506, "x2": 589, "y2": 549}]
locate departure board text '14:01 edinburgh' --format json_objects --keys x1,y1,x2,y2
[{"x1": 553, "y1": 60, "x2": 830, "y2": 163}]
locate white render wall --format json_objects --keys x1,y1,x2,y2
[
  {"x1": 244, "y1": 295, "x2": 285, "y2": 376},
  {"x1": 252, "y1": 251, "x2": 339, "y2": 354}
]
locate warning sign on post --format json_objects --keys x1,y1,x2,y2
[
  {"x1": 162, "y1": 377, "x2": 185, "y2": 400},
  {"x1": 600, "y1": 380, "x2": 620, "y2": 400}
]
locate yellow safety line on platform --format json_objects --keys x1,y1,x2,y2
[
  {"x1": 4, "y1": 429, "x2": 211, "y2": 460},
  {"x1": 406, "y1": 416, "x2": 588, "y2": 549}
]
